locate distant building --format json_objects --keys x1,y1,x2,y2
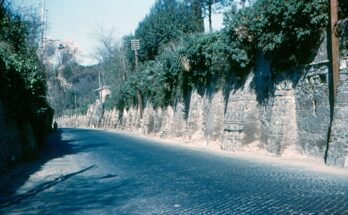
[{"x1": 93, "y1": 85, "x2": 111, "y2": 103}]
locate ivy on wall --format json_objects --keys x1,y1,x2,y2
[{"x1": 104, "y1": 0, "x2": 329, "y2": 111}]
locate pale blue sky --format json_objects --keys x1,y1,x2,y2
[{"x1": 13, "y1": 0, "x2": 222, "y2": 65}]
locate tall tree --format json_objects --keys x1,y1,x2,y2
[
  {"x1": 42, "y1": 40, "x2": 82, "y2": 115},
  {"x1": 186, "y1": 0, "x2": 205, "y2": 32},
  {"x1": 135, "y1": 0, "x2": 198, "y2": 61},
  {"x1": 92, "y1": 28, "x2": 131, "y2": 110},
  {"x1": 201, "y1": 0, "x2": 232, "y2": 32}
]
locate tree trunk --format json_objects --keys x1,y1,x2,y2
[
  {"x1": 241, "y1": 0, "x2": 246, "y2": 8},
  {"x1": 208, "y1": 2, "x2": 213, "y2": 32},
  {"x1": 191, "y1": 0, "x2": 204, "y2": 32},
  {"x1": 137, "y1": 91, "x2": 143, "y2": 119}
]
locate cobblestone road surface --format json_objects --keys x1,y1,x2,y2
[{"x1": 1, "y1": 128, "x2": 348, "y2": 214}]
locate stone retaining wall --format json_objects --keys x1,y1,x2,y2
[
  {"x1": 57, "y1": 39, "x2": 348, "y2": 168},
  {"x1": 57, "y1": 61, "x2": 341, "y2": 164}
]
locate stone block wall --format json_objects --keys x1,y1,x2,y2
[
  {"x1": 186, "y1": 91, "x2": 204, "y2": 143},
  {"x1": 222, "y1": 75, "x2": 260, "y2": 151},
  {"x1": 202, "y1": 91, "x2": 224, "y2": 147},
  {"x1": 265, "y1": 80, "x2": 299, "y2": 155},
  {"x1": 56, "y1": 38, "x2": 348, "y2": 168},
  {"x1": 0, "y1": 103, "x2": 22, "y2": 171},
  {"x1": 0, "y1": 101, "x2": 47, "y2": 172},
  {"x1": 327, "y1": 59, "x2": 348, "y2": 167},
  {"x1": 57, "y1": 62, "x2": 333, "y2": 163},
  {"x1": 294, "y1": 64, "x2": 331, "y2": 157}
]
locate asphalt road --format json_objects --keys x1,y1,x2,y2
[{"x1": 1, "y1": 128, "x2": 348, "y2": 214}]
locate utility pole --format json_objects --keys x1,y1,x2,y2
[
  {"x1": 131, "y1": 39, "x2": 142, "y2": 119},
  {"x1": 74, "y1": 91, "x2": 77, "y2": 111},
  {"x1": 98, "y1": 70, "x2": 102, "y2": 101},
  {"x1": 98, "y1": 70, "x2": 101, "y2": 88},
  {"x1": 131, "y1": 39, "x2": 140, "y2": 68},
  {"x1": 330, "y1": 0, "x2": 339, "y2": 99},
  {"x1": 325, "y1": 0, "x2": 339, "y2": 164},
  {"x1": 41, "y1": 0, "x2": 46, "y2": 47}
]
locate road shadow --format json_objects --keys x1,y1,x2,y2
[
  {"x1": 0, "y1": 165, "x2": 96, "y2": 209},
  {"x1": 0, "y1": 128, "x2": 142, "y2": 213},
  {"x1": 0, "y1": 129, "x2": 103, "y2": 205}
]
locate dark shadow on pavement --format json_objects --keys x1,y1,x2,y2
[
  {"x1": 0, "y1": 129, "x2": 102, "y2": 205},
  {"x1": 0, "y1": 165, "x2": 96, "y2": 209}
]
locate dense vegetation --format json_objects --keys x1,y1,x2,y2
[
  {"x1": 52, "y1": 0, "x2": 346, "y2": 116},
  {"x1": 99, "y1": 0, "x2": 329, "y2": 111},
  {"x1": 0, "y1": 2, "x2": 52, "y2": 154},
  {"x1": 38, "y1": 37, "x2": 101, "y2": 116},
  {"x1": 225, "y1": 0, "x2": 328, "y2": 70},
  {"x1": 339, "y1": 0, "x2": 348, "y2": 19}
]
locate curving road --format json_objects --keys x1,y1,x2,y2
[{"x1": 1, "y1": 128, "x2": 348, "y2": 214}]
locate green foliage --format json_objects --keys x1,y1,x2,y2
[
  {"x1": 115, "y1": 72, "x2": 138, "y2": 110},
  {"x1": 41, "y1": 38, "x2": 98, "y2": 116},
  {"x1": 111, "y1": 43, "x2": 183, "y2": 110},
  {"x1": 155, "y1": 44, "x2": 182, "y2": 102},
  {"x1": 0, "y1": 2, "x2": 52, "y2": 149},
  {"x1": 181, "y1": 32, "x2": 230, "y2": 92},
  {"x1": 103, "y1": 0, "x2": 329, "y2": 113},
  {"x1": 223, "y1": 5, "x2": 255, "y2": 73},
  {"x1": 186, "y1": 0, "x2": 205, "y2": 32},
  {"x1": 134, "y1": 0, "x2": 201, "y2": 61},
  {"x1": 114, "y1": 32, "x2": 231, "y2": 109},
  {"x1": 122, "y1": 34, "x2": 137, "y2": 70},
  {"x1": 254, "y1": 0, "x2": 328, "y2": 69},
  {"x1": 339, "y1": 0, "x2": 348, "y2": 19},
  {"x1": 138, "y1": 61, "x2": 169, "y2": 108},
  {"x1": 200, "y1": 0, "x2": 233, "y2": 32},
  {"x1": 224, "y1": 0, "x2": 328, "y2": 71},
  {"x1": 0, "y1": 5, "x2": 48, "y2": 120},
  {"x1": 53, "y1": 63, "x2": 100, "y2": 115}
]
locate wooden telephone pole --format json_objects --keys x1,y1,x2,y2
[
  {"x1": 330, "y1": 0, "x2": 339, "y2": 99},
  {"x1": 325, "y1": 0, "x2": 340, "y2": 164},
  {"x1": 41, "y1": 0, "x2": 46, "y2": 47},
  {"x1": 131, "y1": 39, "x2": 143, "y2": 119}
]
